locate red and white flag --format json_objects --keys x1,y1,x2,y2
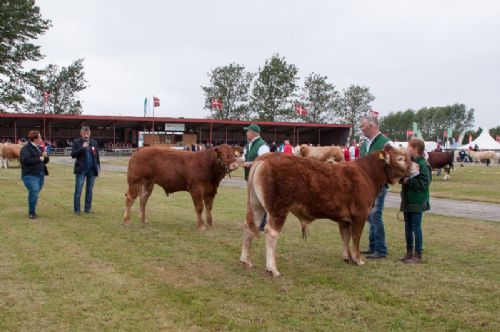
[
  {"x1": 369, "y1": 109, "x2": 379, "y2": 117},
  {"x1": 295, "y1": 103, "x2": 308, "y2": 116},
  {"x1": 43, "y1": 91, "x2": 50, "y2": 105},
  {"x1": 211, "y1": 98, "x2": 223, "y2": 111},
  {"x1": 153, "y1": 96, "x2": 160, "y2": 107}
]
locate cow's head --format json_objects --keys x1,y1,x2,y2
[
  {"x1": 299, "y1": 144, "x2": 308, "y2": 156},
  {"x1": 215, "y1": 144, "x2": 239, "y2": 173},
  {"x1": 380, "y1": 145, "x2": 414, "y2": 184}
]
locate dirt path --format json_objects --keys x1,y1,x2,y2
[{"x1": 53, "y1": 157, "x2": 500, "y2": 222}]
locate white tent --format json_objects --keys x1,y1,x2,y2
[
  {"x1": 394, "y1": 141, "x2": 438, "y2": 152},
  {"x1": 459, "y1": 129, "x2": 500, "y2": 150}
]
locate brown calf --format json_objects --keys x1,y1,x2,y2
[
  {"x1": 123, "y1": 144, "x2": 239, "y2": 230},
  {"x1": 240, "y1": 144, "x2": 414, "y2": 277}
]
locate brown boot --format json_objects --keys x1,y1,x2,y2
[
  {"x1": 405, "y1": 252, "x2": 422, "y2": 264},
  {"x1": 398, "y1": 249, "x2": 413, "y2": 262}
]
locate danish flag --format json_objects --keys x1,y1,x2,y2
[
  {"x1": 211, "y1": 98, "x2": 223, "y2": 111},
  {"x1": 295, "y1": 103, "x2": 308, "y2": 116},
  {"x1": 153, "y1": 96, "x2": 160, "y2": 107}
]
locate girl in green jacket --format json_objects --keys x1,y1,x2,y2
[{"x1": 399, "y1": 138, "x2": 432, "y2": 264}]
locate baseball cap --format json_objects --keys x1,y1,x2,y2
[{"x1": 244, "y1": 124, "x2": 261, "y2": 133}]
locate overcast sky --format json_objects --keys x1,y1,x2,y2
[{"x1": 34, "y1": 0, "x2": 500, "y2": 130}]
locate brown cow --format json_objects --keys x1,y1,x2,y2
[
  {"x1": 123, "y1": 144, "x2": 239, "y2": 230},
  {"x1": 240, "y1": 145, "x2": 415, "y2": 277},
  {"x1": 299, "y1": 144, "x2": 345, "y2": 163},
  {"x1": 0, "y1": 143, "x2": 23, "y2": 168},
  {"x1": 428, "y1": 151, "x2": 454, "y2": 180}
]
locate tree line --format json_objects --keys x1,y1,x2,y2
[{"x1": 379, "y1": 105, "x2": 475, "y2": 143}]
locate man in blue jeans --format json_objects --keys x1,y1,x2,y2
[
  {"x1": 71, "y1": 126, "x2": 100, "y2": 215},
  {"x1": 360, "y1": 116, "x2": 392, "y2": 259}
]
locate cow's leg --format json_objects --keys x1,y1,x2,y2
[
  {"x1": 240, "y1": 218, "x2": 255, "y2": 268},
  {"x1": 189, "y1": 188, "x2": 206, "y2": 231},
  {"x1": 203, "y1": 193, "x2": 215, "y2": 226},
  {"x1": 139, "y1": 181, "x2": 154, "y2": 224},
  {"x1": 264, "y1": 219, "x2": 282, "y2": 277},
  {"x1": 123, "y1": 181, "x2": 141, "y2": 225},
  {"x1": 338, "y1": 222, "x2": 353, "y2": 263},
  {"x1": 350, "y1": 219, "x2": 366, "y2": 266}
]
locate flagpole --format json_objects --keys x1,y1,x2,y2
[{"x1": 152, "y1": 95, "x2": 155, "y2": 133}]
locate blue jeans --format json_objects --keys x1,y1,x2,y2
[
  {"x1": 368, "y1": 186, "x2": 388, "y2": 255},
  {"x1": 22, "y1": 174, "x2": 45, "y2": 215},
  {"x1": 74, "y1": 171, "x2": 96, "y2": 213},
  {"x1": 404, "y1": 212, "x2": 423, "y2": 253}
]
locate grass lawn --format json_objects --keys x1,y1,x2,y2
[{"x1": 1, "y1": 162, "x2": 498, "y2": 330}]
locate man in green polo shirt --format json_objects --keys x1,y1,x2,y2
[
  {"x1": 243, "y1": 124, "x2": 270, "y2": 230},
  {"x1": 360, "y1": 115, "x2": 392, "y2": 259}
]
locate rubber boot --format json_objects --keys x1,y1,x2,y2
[
  {"x1": 405, "y1": 252, "x2": 422, "y2": 264},
  {"x1": 398, "y1": 249, "x2": 413, "y2": 262}
]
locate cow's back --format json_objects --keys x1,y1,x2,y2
[
  {"x1": 252, "y1": 153, "x2": 377, "y2": 222},
  {"x1": 127, "y1": 147, "x2": 213, "y2": 193},
  {"x1": 1, "y1": 144, "x2": 22, "y2": 158}
]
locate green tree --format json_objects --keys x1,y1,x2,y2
[
  {"x1": 251, "y1": 54, "x2": 299, "y2": 121},
  {"x1": 489, "y1": 126, "x2": 500, "y2": 141},
  {"x1": 25, "y1": 59, "x2": 88, "y2": 114},
  {"x1": 414, "y1": 104, "x2": 474, "y2": 141},
  {"x1": 0, "y1": 0, "x2": 51, "y2": 111},
  {"x1": 201, "y1": 63, "x2": 254, "y2": 120},
  {"x1": 337, "y1": 85, "x2": 375, "y2": 138},
  {"x1": 298, "y1": 73, "x2": 339, "y2": 123},
  {"x1": 379, "y1": 109, "x2": 415, "y2": 141}
]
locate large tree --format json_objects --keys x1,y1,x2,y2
[
  {"x1": 337, "y1": 85, "x2": 375, "y2": 138},
  {"x1": 0, "y1": 0, "x2": 51, "y2": 111},
  {"x1": 201, "y1": 63, "x2": 254, "y2": 120},
  {"x1": 25, "y1": 59, "x2": 88, "y2": 114},
  {"x1": 298, "y1": 73, "x2": 339, "y2": 123},
  {"x1": 251, "y1": 54, "x2": 299, "y2": 121}
]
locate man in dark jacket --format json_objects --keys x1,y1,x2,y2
[{"x1": 71, "y1": 126, "x2": 100, "y2": 215}]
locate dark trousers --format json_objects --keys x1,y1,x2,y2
[{"x1": 404, "y1": 212, "x2": 423, "y2": 253}]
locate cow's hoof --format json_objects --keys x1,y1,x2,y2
[
  {"x1": 123, "y1": 221, "x2": 131, "y2": 226},
  {"x1": 198, "y1": 225, "x2": 207, "y2": 231},
  {"x1": 240, "y1": 259, "x2": 253, "y2": 268},
  {"x1": 267, "y1": 270, "x2": 281, "y2": 277},
  {"x1": 356, "y1": 259, "x2": 365, "y2": 266}
]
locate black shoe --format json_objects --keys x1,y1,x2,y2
[
  {"x1": 365, "y1": 252, "x2": 387, "y2": 259},
  {"x1": 361, "y1": 250, "x2": 374, "y2": 255},
  {"x1": 28, "y1": 213, "x2": 38, "y2": 220},
  {"x1": 84, "y1": 210, "x2": 92, "y2": 214},
  {"x1": 75, "y1": 211, "x2": 81, "y2": 216}
]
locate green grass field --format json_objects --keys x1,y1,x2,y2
[{"x1": 0, "y1": 162, "x2": 499, "y2": 330}]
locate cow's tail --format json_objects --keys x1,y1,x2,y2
[
  {"x1": 301, "y1": 222, "x2": 309, "y2": 241},
  {"x1": 451, "y1": 150, "x2": 455, "y2": 170},
  {"x1": 246, "y1": 160, "x2": 265, "y2": 237}
]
